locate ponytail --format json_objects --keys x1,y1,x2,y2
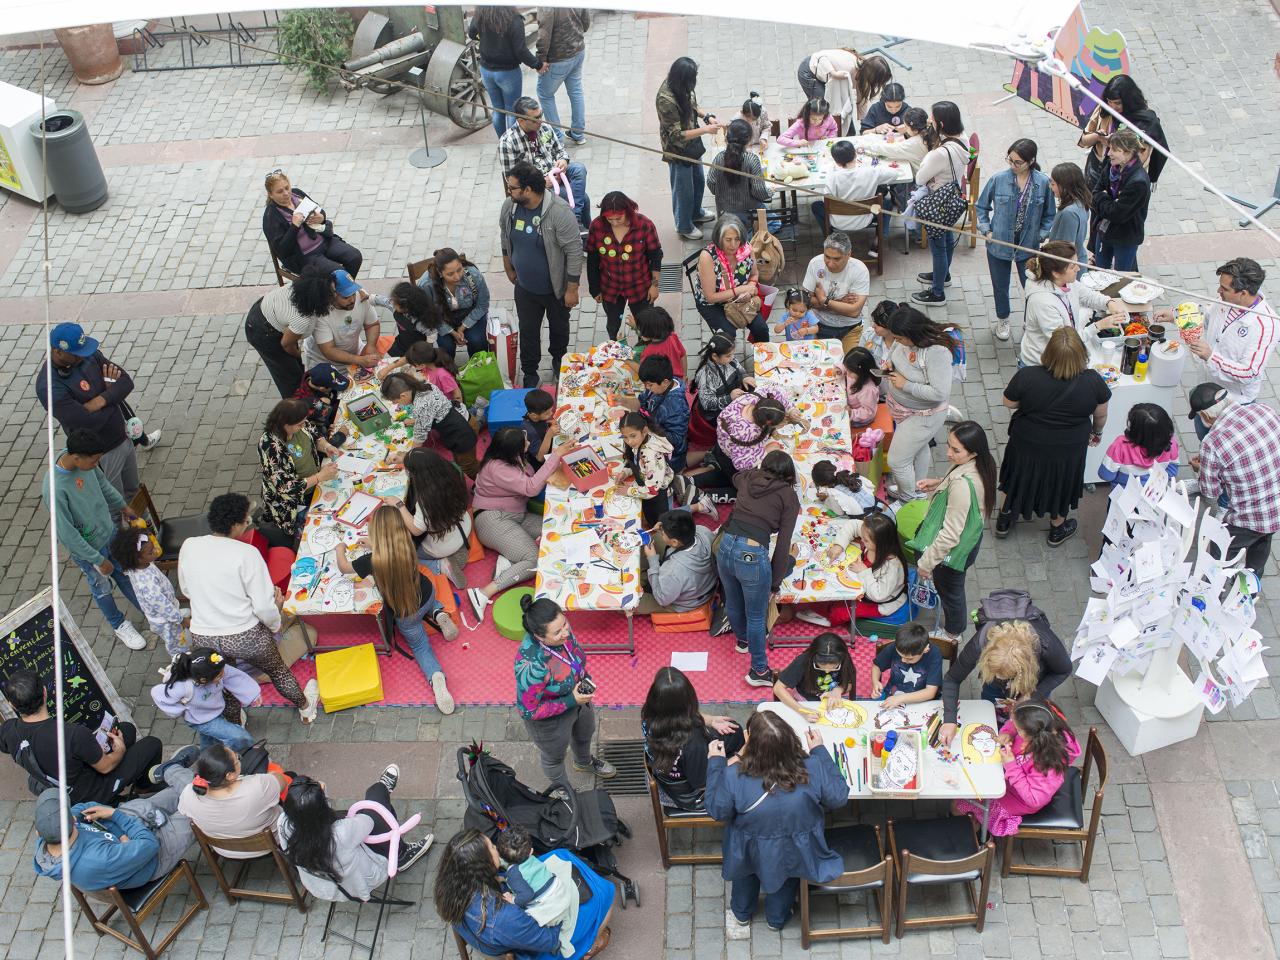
[
  {"x1": 1012, "y1": 699, "x2": 1072, "y2": 775},
  {"x1": 191, "y1": 743, "x2": 238, "y2": 795},
  {"x1": 722, "y1": 118, "x2": 750, "y2": 172},
  {"x1": 163, "y1": 648, "x2": 225, "y2": 696},
  {"x1": 695, "y1": 334, "x2": 736, "y2": 380},
  {"x1": 521, "y1": 594, "x2": 563, "y2": 640}
]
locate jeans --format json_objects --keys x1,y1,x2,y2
[
  {"x1": 192, "y1": 715, "x2": 255, "y2": 753},
  {"x1": 888, "y1": 409, "x2": 947, "y2": 501},
  {"x1": 987, "y1": 253, "x2": 1029, "y2": 320},
  {"x1": 74, "y1": 546, "x2": 141, "y2": 629},
  {"x1": 928, "y1": 231, "x2": 958, "y2": 298},
  {"x1": 245, "y1": 300, "x2": 305, "y2": 397},
  {"x1": 513, "y1": 284, "x2": 572, "y2": 383},
  {"x1": 601, "y1": 297, "x2": 650, "y2": 340},
  {"x1": 797, "y1": 57, "x2": 823, "y2": 101},
  {"x1": 397, "y1": 597, "x2": 447, "y2": 681},
  {"x1": 480, "y1": 65, "x2": 523, "y2": 136},
  {"x1": 932, "y1": 534, "x2": 980, "y2": 637},
  {"x1": 436, "y1": 322, "x2": 490, "y2": 363},
  {"x1": 554, "y1": 160, "x2": 591, "y2": 227},
  {"x1": 668, "y1": 161, "x2": 706, "y2": 235},
  {"x1": 731, "y1": 874, "x2": 800, "y2": 928},
  {"x1": 537, "y1": 50, "x2": 586, "y2": 140},
  {"x1": 1095, "y1": 240, "x2": 1139, "y2": 272},
  {"x1": 717, "y1": 533, "x2": 772, "y2": 675}
]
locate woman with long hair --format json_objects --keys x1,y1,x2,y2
[
  {"x1": 997, "y1": 327, "x2": 1110, "y2": 544},
  {"x1": 717, "y1": 450, "x2": 801, "y2": 687},
  {"x1": 586, "y1": 192, "x2": 664, "y2": 339},
  {"x1": 421, "y1": 247, "x2": 491, "y2": 362},
  {"x1": 797, "y1": 48, "x2": 891, "y2": 130},
  {"x1": 825, "y1": 511, "x2": 909, "y2": 619},
  {"x1": 656, "y1": 57, "x2": 721, "y2": 240},
  {"x1": 642, "y1": 667, "x2": 743, "y2": 807},
  {"x1": 1045, "y1": 163, "x2": 1093, "y2": 269},
  {"x1": 911, "y1": 101, "x2": 968, "y2": 307},
  {"x1": 435, "y1": 829, "x2": 616, "y2": 959},
  {"x1": 1090, "y1": 128, "x2": 1151, "y2": 272},
  {"x1": 336, "y1": 505, "x2": 459, "y2": 713},
  {"x1": 257, "y1": 398, "x2": 340, "y2": 533},
  {"x1": 389, "y1": 448, "x2": 472, "y2": 589},
  {"x1": 1019, "y1": 240, "x2": 1126, "y2": 367},
  {"x1": 705, "y1": 710, "x2": 847, "y2": 933},
  {"x1": 909, "y1": 421, "x2": 997, "y2": 644},
  {"x1": 467, "y1": 426, "x2": 564, "y2": 622},
  {"x1": 260, "y1": 169, "x2": 362, "y2": 278},
  {"x1": 975, "y1": 138, "x2": 1056, "y2": 340},
  {"x1": 707, "y1": 118, "x2": 773, "y2": 229},
  {"x1": 467, "y1": 6, "x2": 542, "y2": 136},
  {"x1": 882, "y1": 304, "x2": 958, "y2": 500},
  {"x1": 278, "y1": 768, "x2": 433, "y2": 902}
]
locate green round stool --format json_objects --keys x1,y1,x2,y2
[
  {"x1": 894, "y1": 497, "x2": 930, "y2": 565},
  {"x1": 493, "y1": 587, "x2": 535, "y2": 641}
]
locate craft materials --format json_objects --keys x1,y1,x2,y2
[
  {"x1": 818, "y1": 699, "x2": 867, "y2": 728},
  {"x1": 336, "y1": 491, "x2": 382, "y2": 528}
]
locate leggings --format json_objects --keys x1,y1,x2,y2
[
  {"x1": 199, "y1": 623, "x2": 306, "y2": 709},
  {"x1": 888, "y1": 408, "x2": 947, "y2": 500},
  {"x1": 474, "y1": 509, "x2": 545, "y2": 590},
  {"x1": 641, "y1": 487, "x2": 671, "y2": 528}
]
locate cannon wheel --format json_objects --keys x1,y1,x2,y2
[{"x1": 423, "y1": 38, "x2": 490, "y2": 131}]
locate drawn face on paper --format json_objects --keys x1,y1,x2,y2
[
  {"x1": 966, "y1": 726, "x2": 998, "y2": 758},
  {"x1": 882, "y1": 745, "x2": 917, "y2": 787}
]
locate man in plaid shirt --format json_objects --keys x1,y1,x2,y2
[
  {"x1": 499, "y1": 96, "x2": 590, "y2": 227},
  {"x1": 1191, "y1": 382, "x2": 1280, "y2": 574}
]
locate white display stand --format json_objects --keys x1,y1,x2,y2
[
  {"x1": 1095, "y1": 659, "x2": 1204, "y2": 756},
  {"x1": 0, "y1": 81, "x2": 56, "y2": 201}
]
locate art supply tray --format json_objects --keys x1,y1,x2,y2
[
  {"x1": 346, "y1": 395, "x2": 392, "y2": 436},
  {"x1": 867, "y1": 728, "x2": 924, "y2": 798}
]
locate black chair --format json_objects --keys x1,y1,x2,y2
[
  {"x1": 646, "y1": 761, "x2": 722, "y2": 869},
  {"x1": 682, "y1": 248, "x2": 750, "y2": 360},
  {"x1": 1001, "y1": 727, "x2": 1108, "y2": 882},
  {"x1": 888, "y1": 816, "x2": 994, "y2": 938},
  {"x1": 799, "y1": 823, "x2": 893, "y2": 946},
  {"x1": 71, "y1": 860, "x2": 207, "y2": 959},
  {"x1": 320, "y1": 876, "x2": 413, "y2": 960},
  {"x1": 128, "y1": 484, "x2": 210, "y2": 578}
]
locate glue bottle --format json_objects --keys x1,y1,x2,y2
[{"x1": 1133, "y1": 350, "x2": 1149, "y2": 383}]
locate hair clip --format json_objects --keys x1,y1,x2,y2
[{"x1": 192, "y1": 775, "x2": 209, "y2": 788}]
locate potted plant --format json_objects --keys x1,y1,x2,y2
[{"x1": 276, "y1": 8, "x2": 356, "y2": 94}]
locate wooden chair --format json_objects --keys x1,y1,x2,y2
[
  {"x1": 887, "y1": 816, "x2": 994, "y2": 938},
  {"x1": 453, "y1": 929, "x2": 514, "y2": 959},
  {"x1": 269, "y1": 247, "x2": 301, "y2": 287},
  {"x1": 821, "y1": 196, "x2": 884, "y2": 276},
  {"x1": 71, "y1": 860, "x2": 207, "y2": 960},
  {"x1": 191, "y1": 824, "x2": 308, "y2": 911},
  {"x1": 647, "y1": 761, "x2": 722, "y2": 868},
  {"x1": 959, "y1": 132, "x2": 982, "y2": 248},
  {"x1": 1001, "y1": 726, "x2": 1108, "y2": 882},
  {"x1": 407, "y1": 257, "x2": 431, "y2": 286},
  {"x1": 128, "y1": 484, "x2": 209, "y2": 576},
  {"x1": 800, "y1": 823, "x2": 893, "y2": 947},
  {"x1": 768, "y1": 118, "x2": 781, "y2": 138}
]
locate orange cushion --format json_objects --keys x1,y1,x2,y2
[
  {"x1": 652, "y1": 600, "x2": 713, "y2": 633},
  {"x1": 419, "y1": 564, "x2": 459, "y2": 632},
  {"x1": 467, "y1": 517, "x2": 485, "y2": 564}
]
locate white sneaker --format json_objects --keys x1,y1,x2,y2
[
  {"x1": 141, "y1": 430, "x2": 163, "y2": 448},
  {"x1": 726, "y1": 910, "x2": 752, "y2": 940},
  {"x1": 114, "y1": 622, "x2": 147, "y2": 650},
  {"x1": 796, "y1": 610, "x2": 831, "y2": 627},
  {"x1": 678, "y1": 227, "x2": 704, "y2": 241},
  {"x1": 431, "y1": 672, "x2": 456, "y2": 715},
  {"x1": 994, "y1": 319, "x2": 1011, "y2": 341},
  {"x1": 299, "y1": 679, "x2": 320, "y2": 723},
  {"x1": 467, "y1": 587, "x2": 490, "y2": 622},
  {"x1": 434, "y1": 611, "x2": 459, "y2": 642},
  {"x1": 945, "y1": 405, "x2": 965, "y2": 423},
  {"x1": 494, "y1": 555, "x2": 512, "y2": 580}
]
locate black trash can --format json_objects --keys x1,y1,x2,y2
[{"x1": 29, "y1": 109, "x2": 108, "y2": 213}]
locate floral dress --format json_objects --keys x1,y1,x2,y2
[
  {"x1": 258, "y1": 422, "x2": 323, "y2": 529},
  {"x1": 717, "y1": 383, "x2": 799, "y2": 472},
  {"x1": 695, "y1": 243, "x2": 754, "y2": 306},
  {"x1": 125, "y1": 563, "x2": 186, "y2": 655}
]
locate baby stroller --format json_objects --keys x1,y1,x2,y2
[{"x1": 456, "y1": 743, "x2": 640, "y2": 907}]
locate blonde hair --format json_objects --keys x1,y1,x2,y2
[
  {"x1": 367, "y1": 506, "x2": 421, "y2": 618},
  {"x1": 265, "y1": 171, "x2": 290, "y2": 206},
  {"x1": 1027, "y1": 240, "x2": 1078, "y2": 283},
  {"x1": 978, "y1": 621, "x2": 1041, "y2": 700},
  {"x1": 1041, "y1": 327, "x2": 1088, "y2": 380}
]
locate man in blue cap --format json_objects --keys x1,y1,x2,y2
[
  {"x1": 35, "y1": 322, "x2": 160, "y2": 507},
  {"x1": 301, "y1": 270, "x2": 383, "y2": 370}
]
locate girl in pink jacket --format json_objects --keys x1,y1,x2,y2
[
  {"x1": 954, "y1": 699, "x2": 1081, "y2": 836},
  {"x1": 843, "y1": 346, "x2": 882, "y2": 427},
  {"x1": 777, "y1": 98, "x2": 840, "y2": 146}
]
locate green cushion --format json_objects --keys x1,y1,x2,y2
[{"x1": 493, "y1": 587, "x2": 535, "y2": 641}]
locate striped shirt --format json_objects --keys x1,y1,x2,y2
[{"x1": 1199, "y1": 294, "x2": 1279, "y2": 404}]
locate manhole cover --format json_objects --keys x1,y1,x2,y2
[{"x1": 597, "y1": 739, "x2": 649, "y2": 797}]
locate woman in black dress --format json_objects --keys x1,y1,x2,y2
[{"x1": 995, "y1": 327, "x2": 1110, "y2": 546}]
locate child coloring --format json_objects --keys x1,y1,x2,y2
[
  {"x1": 825, "y1": 511, "x2": 907, "y2": 618},
  {"x1": 1098, "y1": 403, "x2": 1179, "y2": 488},
  {"x1": 692, "y1": 334, "x2": 755, "y2": 420},
  {"x1": 615, "y1": 411, "x2": 676, "y2": 528},
  {"x1": 842, "y1": 345, "x2": 882, "y2": 426},
  {"x1": 632, "y1": 305, "x2": 687, "y2": 378},
  {"x1": 495, "y1": 824, "x2": 580, "y2": 958},
  {"x1": 150, "y1": 648, "x2": 260, "y2": 753},
  {"x1": 777, "y1": 97, "x2": 839, "y2": 146},
  {"x1": 629, "y1": 354, "x2": 691, "y2": 472},
  {"x1": 811, "y1": 459, "x2": 877, "y2": 517},
  {"x1": 772, "y1": 632, "x2": 857, "y2": 719},
  {"x1": 773, "y1": 288, "x2": 821, "y2": 341},
  {"x1": 520, "y1": 388, "x2": 557, "y2": 469},
  {"x1": 111, "y1": 527, "x2": 188, "y2": 656},
  {"x1": 954, "y1": 699, "x2": 1081, "y2": 836},
  {"x1": 870, "y1": 624, "x2": 943, "y2": 708},
  {"x1": 381, "y1": 371, "x2": 480, "y2": 477}
]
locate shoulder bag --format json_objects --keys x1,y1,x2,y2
[
  {"x1": 906, "y1": 476, "x2": 984, "y2": 571},
  {"x1": 914, "y1": 139, "x2": 968, "y2": 239}
]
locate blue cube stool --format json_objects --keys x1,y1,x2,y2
[{"x1": 487, "y1": 388, "x2": 534, "y2": 433}]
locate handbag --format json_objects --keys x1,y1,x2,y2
[
  {"x1": 276, "y1": 614, "x2": 317, "y2": 668},
  {"x1": 906, "y1": 476, "x2": 984, "y2": 572},
  {"x1": 457, "y1": 350, "x2": 506, "y2": 407},
  {"x1": 749, "y1": 210, "x2": 785, "y2": 284},
  {"x1": 724, "y1": 294, "x2": 762, "y2": 329},
  {"x1": 914, "y1": 139, "x2": 968, "y2": 239}
]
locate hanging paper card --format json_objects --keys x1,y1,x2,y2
[
  {"x1": 1193, "y1": 669, "x2": 1228, "y2": 714},
  {"x1": 1131, "y1": 541, "x2": 1163, "y2": 584},
  {"x1": 1076, "y1": 642, "x2": 1120, "y2": 685}
]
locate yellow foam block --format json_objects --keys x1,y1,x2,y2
[{"x1": 315, "y1": 643, "x2": 384, "y2": 712}]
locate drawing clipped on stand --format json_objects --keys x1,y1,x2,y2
[{"x1": 1072, "y1": 467, "x2": 1267, "y2": 755}]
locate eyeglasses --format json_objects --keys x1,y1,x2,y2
[
  {"x1": 1007, "y1": 157, "x2": 1028, "y2": 167},
  {"x1": 266, "y1": 168, "x2": 285, "y2": 177}
]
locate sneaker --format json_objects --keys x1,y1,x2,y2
[
  {"x1": 148, "y1": 744, "x2": 200, "y2": 785},
  {"x1": 431, "y1": 672, "x2": 456, "y2": 715},
  {"x1": 379, "y1": 763, "x2": 401, "y2": 791},
  {"x1": 745, "y1": 668, "x2": 775, "y2": 688},
  {"x1": 433, "y1": 611, "x2": 459, "y2": 641},
  {"x1": 139, "y1": 430, "x2": 163, "y2": 448},
  {"x1": 494, "y1": 555, "x2": 512, "y2": 580},
  {"x1": 671, "y1": 474, "x2": 690, "y2": 507},
  {"x1": 796, "y1": 609, "x2": 831, "y2": 627},
  {"x1": 693, "y1": 209, "x2": 715, "y2": 224},
  {"x1": 911, "y1": 290, "x2": 947, "y2": 307},
  {"x1": 522, "y1": 373, "x2": 540, "y2": 389},
  {"x1": 916, "y1": 272, "x2": 952, "y2": 287},
  {"x1": 678, "y1": 227, "x2": 704, "y2": 241},
  {"x1": 945, "y1": 404, "x2": 966, "y2": 423},
  {"x1": 693, "y1": 490, "x2": 719, "y2": 516},
  {"x1": 994, "y1": 511, "x2": 1014, "y2": 539},
  {"x1": 572, "y1": 756, "x2": 617, "y2": 779},
  {"x1": 299, "y1": 679, "x2": 320, "y2": 723},
  {"x1": 994, "y1": 318, "x2": 1011, "y2": 341},
  {"x1": 114, "y1": 622, "x2": 147, "y2": 650},
  {"x1": 467, "y1": 587, "x2": 490, "y2": 622},
  {"x1": 399, "y1": 835, "x2": 434, "y2": 872},
  {"x1": 726, "y1": 911, "x2": 752, "y2": 940},
  {"x1": 1047, "y1": 518, "x2": 1078, "y2": 547},
  {"x1": 566, "y1": 134, "x2": 587, "y2": 146},
  {"x1": 734, "y1": 639, "x2": 749, "y2": 654}
]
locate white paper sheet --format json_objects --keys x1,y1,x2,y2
[
  {"x1": 671, "y1": 652, "x2": 709, "y2": 672},
  {"x1": 1193, "y1": 670, "x2": 1229, "y2": 714},
  {"x1": 1111, "y1": 617, "x2": 1141, "y2": 649},
  {"x1": 1132, "y1": 541, "x2": 1163, "y2": 584},
  {"x1": 1076, "y1": 642, "x2": 1120, "y2": 685},
  {"x1": 559, "y1": 531, "x2": 603, "y2": 565},
  {"x1": 335, "y1": 452, "x2": 375, "y2": 474}
]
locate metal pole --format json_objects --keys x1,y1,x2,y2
[{"x1": 408, "y1": 66, "x2": 447, "y2": 170}]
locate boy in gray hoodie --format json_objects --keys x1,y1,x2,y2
[{"x1": 639, "y1": 510, "x2": 717, "y2": 614}]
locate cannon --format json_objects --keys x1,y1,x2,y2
[{"x1": 341, "y1": 6, "x2": 490, "y2": 130}]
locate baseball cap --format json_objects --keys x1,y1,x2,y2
[
  {"x1": 332, "y1": 269, "x2": 361, "y2": 298},
  {"x1": 34, "y1": 789, "x2": 69, "y2": 844},
  {"x1": 1187, "y1": 382, "x2": 1227, "y2": 420},
  {"x1": 49, "y1": 322, "x2": 99, "y2": 357},
  {"x1": 306, "y1": 363, "x2": 350, "y2": 392}
]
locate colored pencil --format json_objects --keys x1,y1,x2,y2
[{"x1": 960, "y1": 763, "x2": 980, "y2": 796}]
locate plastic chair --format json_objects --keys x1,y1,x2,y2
[
  {"x1": 191, "y1": 824, "x2": 308, "y2": 911},
  {"x1": 887, "y1": 816, "x2": 994, "y2": 938},
  {"x1": 799, "y1": 824, "x2": 893, "y2": 946},
  {"x1": 71, "y1": 860, "x2": 207, "y2": 959}
]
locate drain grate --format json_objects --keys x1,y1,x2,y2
[
  {"x1": 597, "y1": 739, "x2": 650, "y2": 797},
  {"x1": 658, "y1": 262, "x2": 686, "y2": 292}
]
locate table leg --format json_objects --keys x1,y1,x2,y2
[{"x1": 979, "y1": 800, "x2": 992, "y2": 843}]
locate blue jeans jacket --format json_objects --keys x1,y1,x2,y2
[{"x1": 977, "y1": 169, "x2": 1055, "y2": 261}]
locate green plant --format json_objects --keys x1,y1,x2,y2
[{"x1": 276, "y1": 8, "x2": 355, "y2": 94}]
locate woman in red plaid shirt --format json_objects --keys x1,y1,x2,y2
[{"x1": 586, "y1": 191, "x2": 664, "y2": 339}]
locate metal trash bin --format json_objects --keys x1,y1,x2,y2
[{"x1": 28, "y1": 109, "x2": 108, "y2": 213}]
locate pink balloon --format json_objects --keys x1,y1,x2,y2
[{"x1": 347, "y1": 800, "x2": 422, "y2": 878}]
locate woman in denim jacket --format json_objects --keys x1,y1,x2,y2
[{"x1": 977, "y1": 138, "x2": 1055, "y2": 341}]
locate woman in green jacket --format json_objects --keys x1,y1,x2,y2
[{"x1": 656, "y1": 57, "x2": 722, "y2": 241}]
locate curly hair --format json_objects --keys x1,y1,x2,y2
[
  {"x1": 289, "y1": 273, "x2": 336, "y2": 318},
  {"x1": 403, "y1": 448, "x2": 469, "y2": 537},
  {"x1": 389, "y1": 281, "x2": 439, "y2": 331},
  {"x1": 978, "y1": 621, "x2": 1042, "y2": 700},
  {"x1": 737, "y1": 711, "x2": 809, "y2": 792},
  {"x1": 207, "y1": 493, "x2": 250, "y2": 535},
  {"x1": 434, "y1": 829, "x2": 502, "y2": 926}
]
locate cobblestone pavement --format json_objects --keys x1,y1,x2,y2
[{"x1": 0, "y1": 3, "x2": 1279, "y2": 959}]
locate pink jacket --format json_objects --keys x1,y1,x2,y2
[
  {"x1": 472, "y1": 451, "x2": 563, "y2": 514},
  {"x1": 777, "y1": 115, "x2": 839, "y2": 146},
  {"x1": 846, "y1": 380, "x2": 880, "y2": 427},
  {"x1": 998, "y1": 719, "x2": 1082, "y2": 819}
]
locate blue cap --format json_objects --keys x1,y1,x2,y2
[
  {"x1": 306, "y1": 363, "x2": 350, "y2": 392},
  {"x1": 49, "y1": 322, "x2": 99, "y2": 357},
  {"x1": 332, "y1": 269, "x2": 361, "y2": 297}
]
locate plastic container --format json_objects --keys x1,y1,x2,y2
[
  {"x1": 868, "y1": 728, "x2": 923, "y2": 797},
  {"x1": 1133, "y1": 352, "x2": 1149, "y2": 382},
  {"x1": 1148, "y1": 339, "x2": 1187, "y2": 388},
  {"x1": 28, "y1": 109, "x2": 108, "y2": 213}
]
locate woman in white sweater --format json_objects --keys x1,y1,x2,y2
[
  {"x1": 1019, "y1": 241, "x2": 1127, "y2": 368},
  {"x1": 178, "y1": 493, "x2": 319, "y2": 723},
  {"x1": 912, "y1": 102, "x2": 970, "y2": 307},
  {"x1": 854, "y1": 105, "x2": 931, "y2": 243}
]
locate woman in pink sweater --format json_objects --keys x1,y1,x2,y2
[
  {"x1": 466, "y1": 426, "x2": 563, "y2": 623},
  {"x1": 777, "y1": 98, "x2": 840, "y2": 146},
  {"x1": 954, "y1": 699, "x2": 1081, "y2": 836},
  {"x1": 843, "y1": 346, "x2": 882, "y2": 427}
]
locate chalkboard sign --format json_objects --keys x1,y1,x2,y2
[{"x1": 0, "y1": 589, "x2": 133, "y2": 729}]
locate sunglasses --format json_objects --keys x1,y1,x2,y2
[{"x1": 267, "y1": 168, "x2": 285, "y2": 177}]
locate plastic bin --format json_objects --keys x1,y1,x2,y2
[{"x1": 28, "y1": 109, "x2": 107, "y2": 213}]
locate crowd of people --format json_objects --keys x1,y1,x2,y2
[{"x1": 15, "y1": 16, "x2": 1280, "y2": 955}]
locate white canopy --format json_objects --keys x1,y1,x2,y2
[{"x1": 1, "y1": 0, "x2": 1078, "y2": 54}]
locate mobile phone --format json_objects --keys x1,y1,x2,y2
[{"x1": 577, "y1": 676, "x2": 597, "y2": 696}]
